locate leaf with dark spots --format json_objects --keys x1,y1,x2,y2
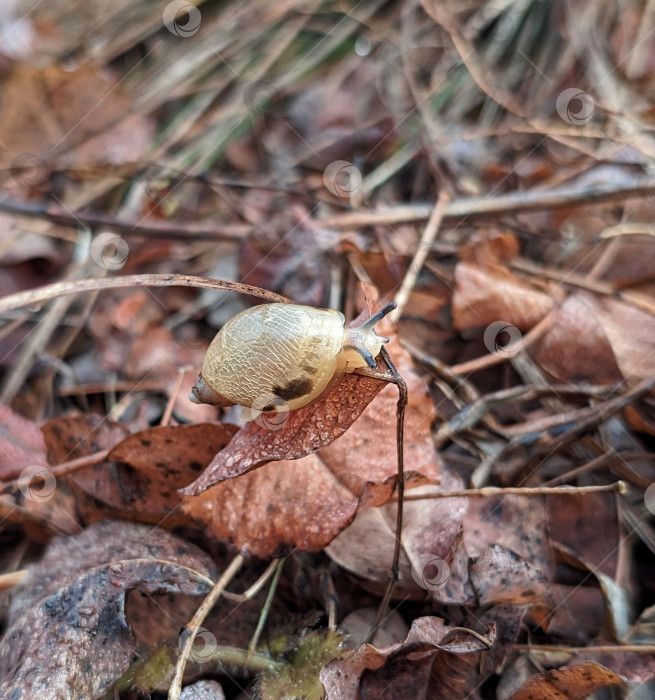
[
  {"x1": 42, "y1": 413, "x2": 130, "y2": 464},
  {"x1": 45, "y1": 423, "x2": 236, "y2": 524},
  {"x1": 180, "y1": 368, "x2": 386, "y2": 495},
  {"x1": 0, "y1": 520, "x2": 216, "y2": 700}
]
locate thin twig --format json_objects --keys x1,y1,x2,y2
[
  {"x1": 0, "y1": 196, "x2": 251, "y2": 240},
  {"x1": 169, "y1": 554, "x2": 245, "y2": 700},
  {"x1": 400, "y1": 481, "x2": 626, "y2": 502},
  {"x1": 390, "y1": 190, "x2": 450, "y2": 323},
  {"x1": 316, "y1": 176, "x2": 655, "y2": 229},
  {"x1": 0, "y1": 274, "x2": 290, "y2": 316}
]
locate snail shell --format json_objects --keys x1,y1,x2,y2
[{"x1": 190, "y1": 302, "x2": 394, "y2": 411}]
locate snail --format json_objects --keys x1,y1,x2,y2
[{"x1": 189, "y1": 301, "x2": 396, "y2": 412}]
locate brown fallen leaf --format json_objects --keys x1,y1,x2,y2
[
  {"x1": 453, "y1": 260, "x2": 555, "y2": 332},
  {"x1": 452, "y1": 231, "x2": 555, "y2": 333},
  {"x1": 0, "y1": 62, "x2": 152, "y2": 172},
  {"x1": 43, "y1": 415, "x2": 236, "y2": 523},
  {"x1": 0, "y1": 520, "x2": 216, "y2": 700},
  {"x1": 509, "y1": 661, "x2": 622, "y2": 700},
  {"x1": 0, "y1": 405, "x2": 82, "y2": 538},
  {"x1": 0, "y1": 403, "x2": 49, "y2": 481},
  {"x1": 320, "y1": 616, "x2": 496, "y2": 699},
  {"x1": 534, "y1": 292, "x2": 655, "y2": 384}
]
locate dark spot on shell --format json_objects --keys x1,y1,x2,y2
[
  {"x1": 302, "y1": 364, "x2": 318, "y2": 375},
  {"x1": 273, "y1": 377, "x2": 313, "y2": 401},
  {"x1": 262, "y1": 404, "x2": 276, "y2": 412}
]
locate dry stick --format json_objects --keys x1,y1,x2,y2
[
  {"x1": 362, "y1": 347, "x2": 408, "y2": 644},
  {"x1": 160, "y1": 366, "x2": 194, "y2": 426},
  {"x1": 248, "y1": 559, "x2": 285, "y2": 654},
  {"x1": 0, "y1": 274, "x2": 290, "y2": 316},
  {"x1": 515, "y1": 644, "x2": 655, "y2": 654},
  {"x1": 0, "y1": 570, "x2": 28, "y2": 591},
  {"x1": 169, "y1": 554, "x2": 245, "y2": 700},
  {"x1": 0, "y1": 196, "x2": 251, "y2": 240},
  {"x1": 222, "y1": 558, "x2": 280, "y2": 604},
  {"x1": 400, "y1": 482, "x2": 626, "y2": 502},
  {"x1": 390, "y1": 191, "x2": 451, "y2": 323},
  {"x1": 5, "y1": 171, "x2": 655, "y2": 243},
  {"x1": 449, "y1": 310, "x2": 553, "y2": 376},
  {"x1": 434, "y1": 383, "x2": 618, "y2": 448},
  {"x1": 316, "y1": 176, "x2": 655, "y2": 230},
  {"x1": 475, "y1": 374, "x2": 655, "y2": 485},
  {"x1": 57, "y1": 379, "x2": 169, "y2": 396},
  {"x1": 0, "y1": 449, "x2": 110, "y2": 492}
]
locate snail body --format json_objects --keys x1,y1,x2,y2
[{"x1": 190, "y1": 302, "x2": 394, "y2": 412}]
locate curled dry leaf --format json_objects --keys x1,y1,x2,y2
[
  {"x1": 320, "y1": 616, "x2": 496, "y2": 699},
  {"x1": 509, "y1": 661, "x2": 622, "y2": 700},
  {"x1": 0, "y1": 520, "x2": 216, "y2": 700}
]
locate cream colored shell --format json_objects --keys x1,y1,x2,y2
[{"x1": 200, "y1": 303, "x2": 348, "y2": 411}]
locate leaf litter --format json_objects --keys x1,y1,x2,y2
[{"x1": 1, "y1": 1, "x2": 655, "y2": 698}]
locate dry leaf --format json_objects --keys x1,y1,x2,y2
[
  {"x1": 509, "y1": 661, "x2": 622, "y2": 700},
  {"x1": 0, "y1": 520, "x2": 215, "y2": 700}
]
